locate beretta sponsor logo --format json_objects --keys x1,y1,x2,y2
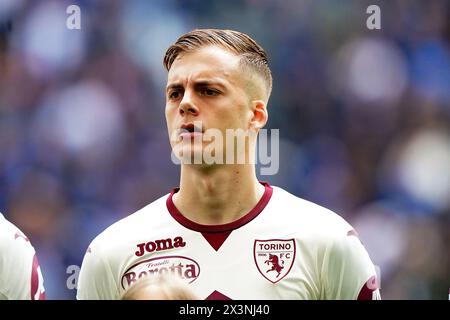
[
  {"x1": 121, "y1": 255, "x2": 200, "y2": 289},
  {"x1": 135, "y1": 236, "x2": 186, "y2": 256}
]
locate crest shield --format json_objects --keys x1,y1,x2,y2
[{"x1": 253, "y1": 239, "x2": 296, "y2": 283}]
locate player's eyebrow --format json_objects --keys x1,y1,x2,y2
[
  {"x1": 166, "y1": 79, "x2": 228, "y2": 93},
  {"x1": 193, "y1": 80, "x2": 227, "y2": 90},
  {"x1": 166, "y1": 83, "x2": 184, "y2": 93}
]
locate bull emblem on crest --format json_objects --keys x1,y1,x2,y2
[{"x1": 265, "y1": 254, "x2": 284, "y2": 278}]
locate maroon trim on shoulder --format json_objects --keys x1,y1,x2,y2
[
  {"x1": 31, "y1": 254, "x2": 45, "y2": 300},
  {"x1": 357, "y1": 275, "x2": 379, "y2": 300},
  {"x1": 14, "y1": 231, "x2": 29, "y2": 242},
  {"x1": 166, "y1": 182, "x2": 273, "y2": 233},
  {"x1": 205, "y1": 290, "x2": 232, "y2": 300},
  {"x1": 347, "y1": 229, "x2": 359, "y2": 237}
]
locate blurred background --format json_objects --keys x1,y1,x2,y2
[{"x1": 0, "y1": 0, "x2": 449, "y2": 299}]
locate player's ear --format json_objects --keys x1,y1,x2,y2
[{"x1": 249, "y1": 100, "x2": 268, "y2": 130}]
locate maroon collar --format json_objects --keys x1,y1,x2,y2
[{"x1": 166, "y1": 182, "x2": 273, "y2": 233}]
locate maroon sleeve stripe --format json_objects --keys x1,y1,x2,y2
[{"x1": 357, "y1": 275, "x2": 379, "y2": 300}]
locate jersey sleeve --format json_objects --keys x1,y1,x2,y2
[
  {"x1": 322, "y1": 231, "x2": 381, "y2": 300},
  {"x1": 76, "y1": 243, "x2": 118, "y2": 300},
  {"x1": 0, "y1": 229, "x2": 46, "y2": 300}
]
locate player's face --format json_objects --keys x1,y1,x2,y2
[{"x1": 165, "y1": 46, "x2": 254, "y2": 164}]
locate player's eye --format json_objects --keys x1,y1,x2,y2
[
  {"x1": 168, "y1": 90, "x2": 182, "y2": 100},
  {"x1": 200, "y1": 88, "x2": 219, "y2": 96}
]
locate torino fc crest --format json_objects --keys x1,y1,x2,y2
[{"x1": 253, "y1": 239, "x2": 296, "y2": 283}]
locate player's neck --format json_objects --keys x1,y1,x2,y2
[{"x1": 173, "y1": 164, "x2": 265, "y2": 225}]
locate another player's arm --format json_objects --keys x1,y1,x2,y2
[
  {"x1": 322, "y1": 230, "x2": 380, "y2": 300},
  {"x1": 0, "y1": 231, "x2": 45, "y2": 300}
]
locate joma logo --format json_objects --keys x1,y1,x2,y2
[{"x1": 135, "y1": 236, "x2": 186, "y2": 256}]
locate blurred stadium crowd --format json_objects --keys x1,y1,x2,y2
[{"x1": 0, "y1": 0, "x2": 449, "y2": 299}]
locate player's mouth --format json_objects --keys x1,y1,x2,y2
[{"x1": 178, "y1": 123, "x2": 204, "y2": 139}]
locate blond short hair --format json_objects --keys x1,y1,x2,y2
[
  {"x1": 121, "y1": 275, "x2": 198, "y2": 300},
  {"x1": 163, "y1": 28, "x2": 272, "y2": 100}
]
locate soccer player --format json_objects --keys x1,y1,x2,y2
[
  {"x1": 0, "y1": 213, "x2": 46, "y2": 300},
  {"x1": 77, "y1": 29, "x2": 380, "y2": 300}
]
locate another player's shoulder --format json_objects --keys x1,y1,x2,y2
[
  {"x1": 0, "y1": 213, "x2": 36, "y2": 261},
  {"x1": 269, "y1": 186, "x2": 353, "y2": 236},
  {"x1": 0, "y1": 213, "x2": 13, "y2": 251},
  {"x1": 87, "y1": 194, "x2": 170, "y2": 251},
  {"x1": 0, "y1": 213, "x2": 30, "y2": 246},
  {"x1": 0, "y1": 213, "x2": 15, "y2": 237}
]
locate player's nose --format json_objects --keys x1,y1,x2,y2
[{"x1": 179, "y1": 91, "x2": 199, "y2": 116}]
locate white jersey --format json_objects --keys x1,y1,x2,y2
[
  {"x1": 0, "y1": 213, "x2": 46, "y2": 300},
  {"x1": 77, "y1": 183, "x2": 380, "y2": 300}
]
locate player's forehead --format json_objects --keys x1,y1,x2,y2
[{"x1": 167, "y1": 46, "x2": 242, "y2": 85}]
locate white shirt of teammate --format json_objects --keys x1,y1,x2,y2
[{"x1": 0, "y1": 213, "x2": 46, "y2": 300}]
